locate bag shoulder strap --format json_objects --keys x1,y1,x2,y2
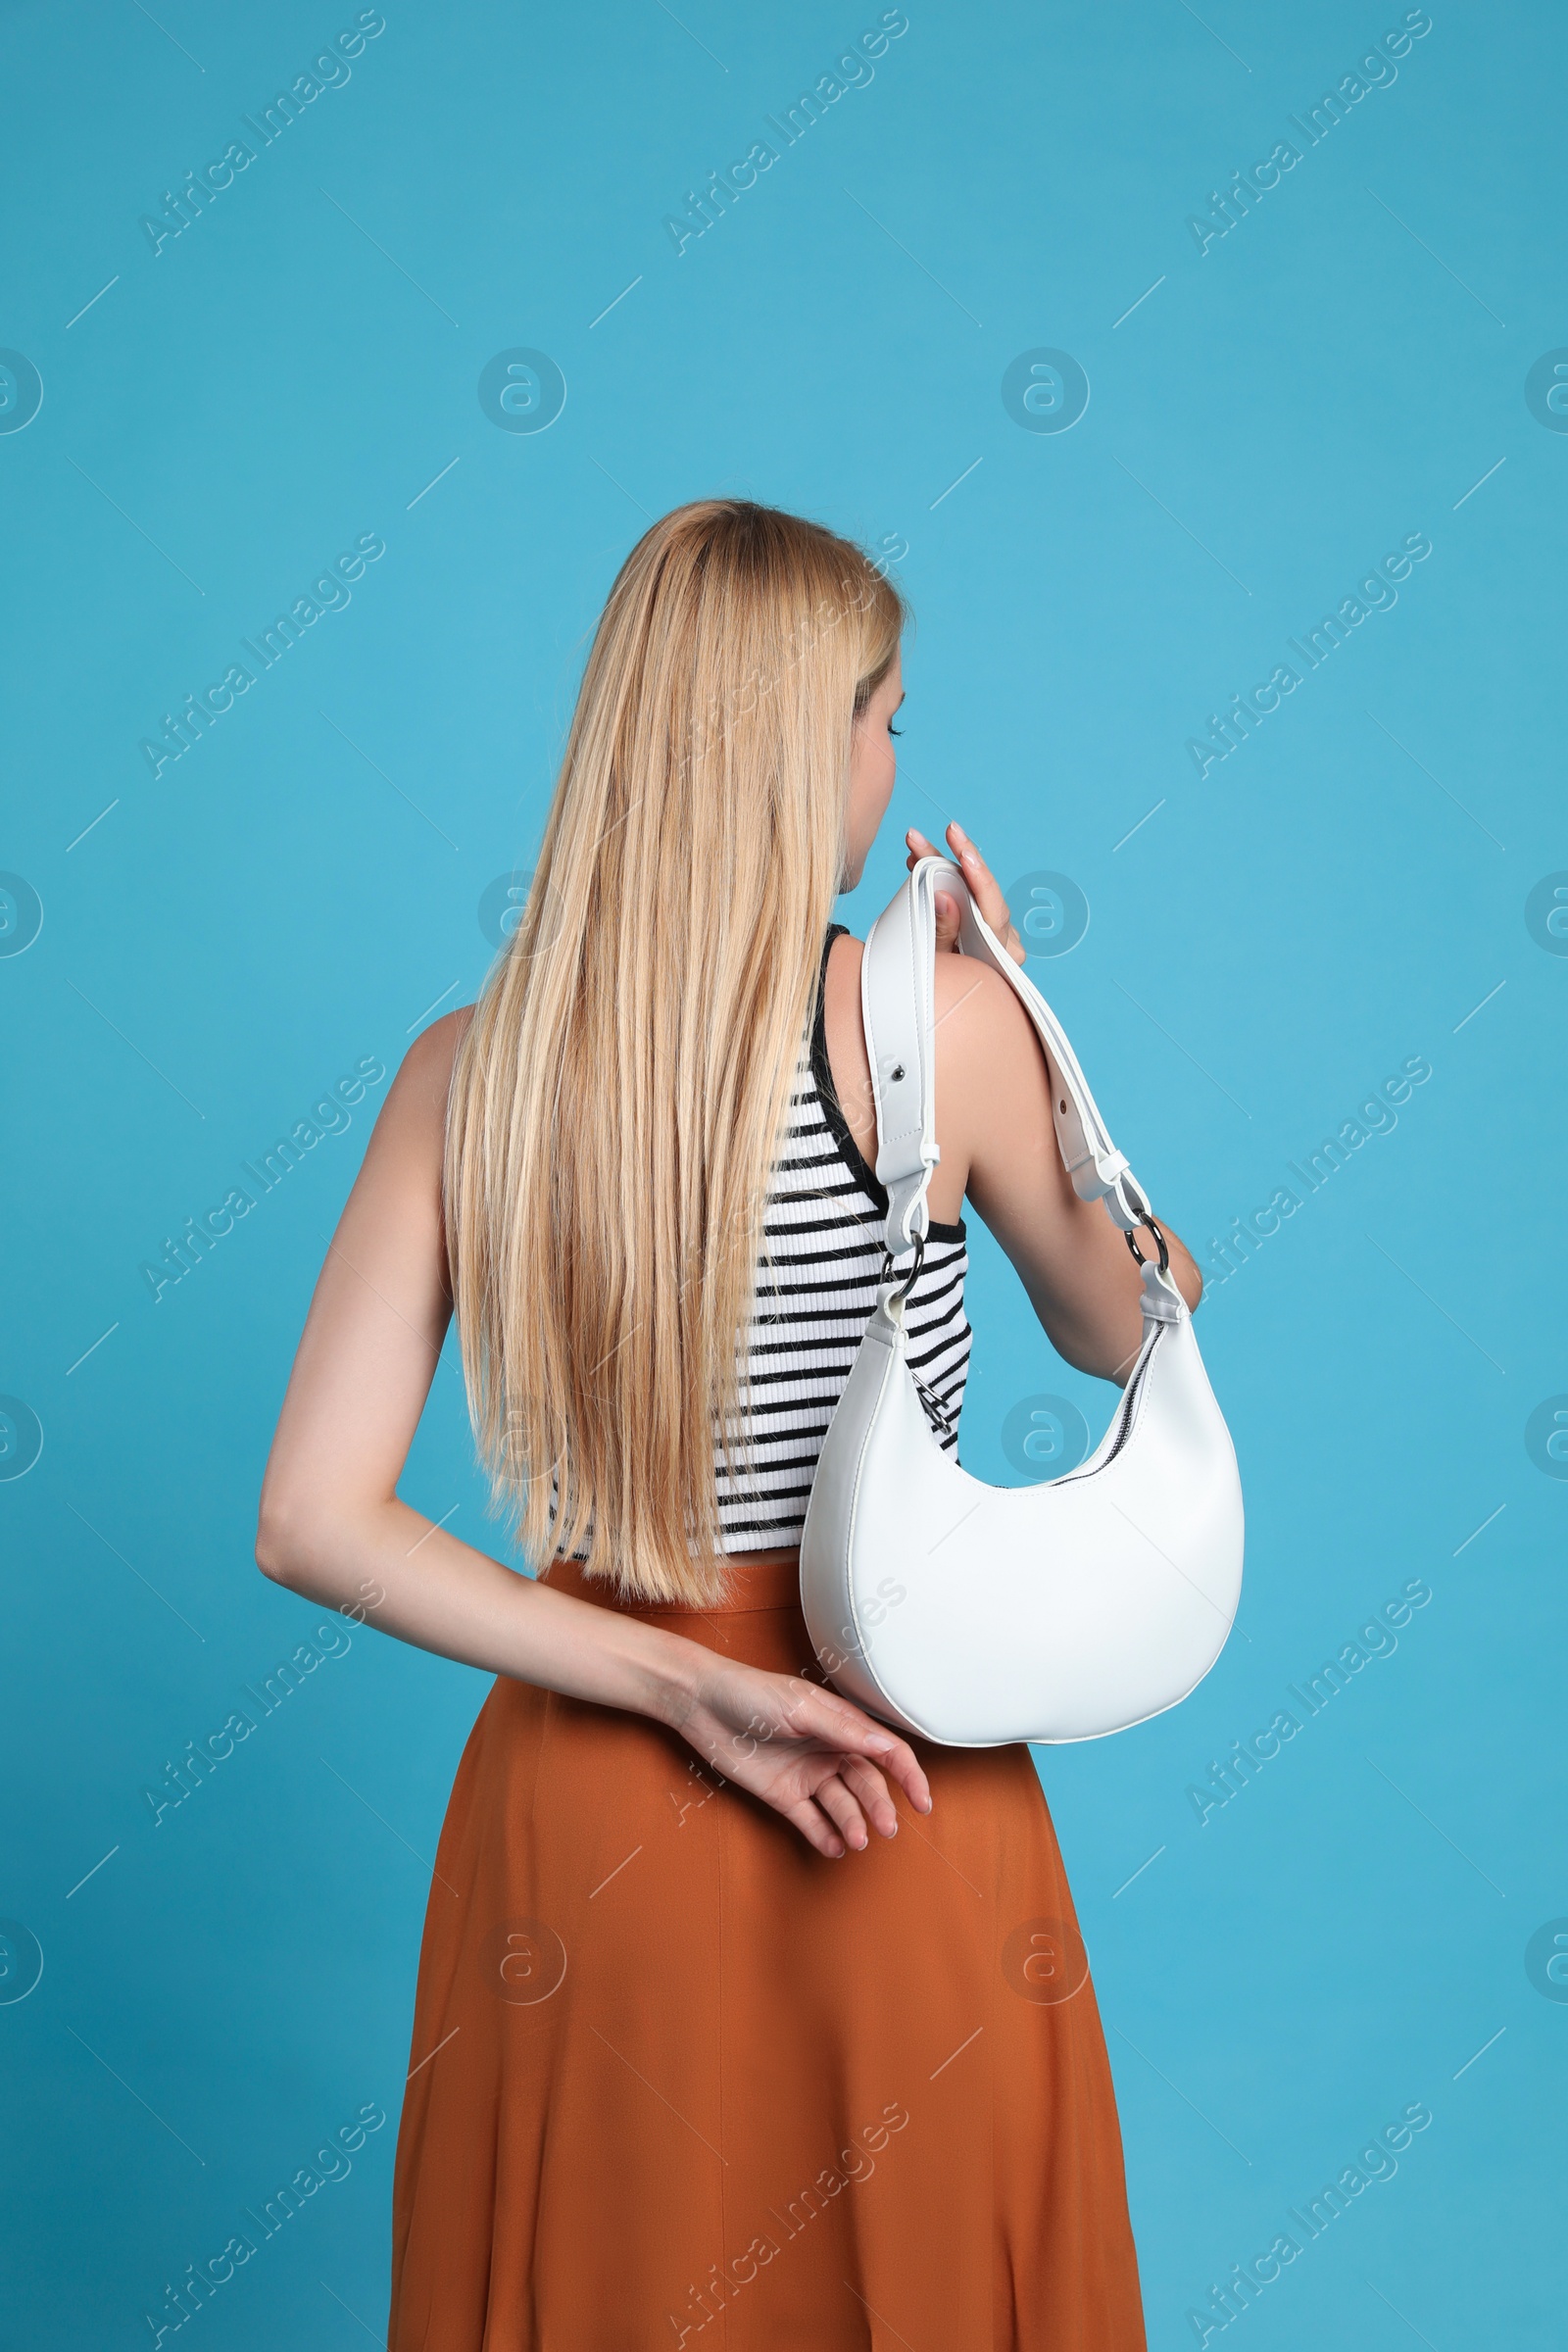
[{"x1": 860, "y1": 856, "x2": 1152, "y2": 1253}]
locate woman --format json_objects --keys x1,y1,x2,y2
[{"x1": 257, "y1": 499, "x2": 1201, "y2": 2348}]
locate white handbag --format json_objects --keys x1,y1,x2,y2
[{"x1": 798, "y1": 857, "x2": 1245, "y2": 1745}]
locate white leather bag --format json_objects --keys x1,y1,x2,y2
[{"x1": 799, "y1": 858, "x2": 1244, "y2": 1745}]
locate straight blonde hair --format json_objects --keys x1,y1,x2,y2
[{"x1": 445, "y1": 500, "x2": 907, "y2": 1605}]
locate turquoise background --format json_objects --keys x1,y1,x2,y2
[{"x1": 1, "y1": 0, "x2": 1563, "y2": 2342}]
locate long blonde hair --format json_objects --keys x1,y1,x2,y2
[{"x1": 445, "y1": 500, "x2": 907, "y2": 1605}]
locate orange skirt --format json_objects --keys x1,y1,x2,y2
[{"x1": 389, "y1": 1557, "x2": 1146, "y2": 2350}]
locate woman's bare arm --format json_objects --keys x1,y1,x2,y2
[
  {"x1": 914, "y1": 822, "x2": 1202, "y2": 1384},
  {"x1": 255, "y1": 1009, "x2": 930, "y2": 1856}
]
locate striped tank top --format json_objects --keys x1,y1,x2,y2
[
  {"x1": 716, "y1": 921, "x2": 972, "y2": 1550},
  {"x1": 550, "y1": 923, "x2": 973, "y2": 1560}
]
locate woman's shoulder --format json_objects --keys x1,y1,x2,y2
[
  {"x1": 822, "y1": 930, "x2": 1045, "y2": 1200},
  {"x1": 826, "y1": 928, "x2": 1034, "y2": 1058},
  {"x1": 400, "y1": 1003, "x2": 475, "y2": 1089},
  {"x1": 376, "y1": 1005, "x2": 476, "y2": 1149}
]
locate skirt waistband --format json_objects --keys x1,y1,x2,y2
[{"x1": 540, "y1": 1552, "x2": 803, "y2": 1617}]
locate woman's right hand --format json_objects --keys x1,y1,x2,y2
[{"x1": 666, "y1": 1653, "x2": 932, "y2": 1858}]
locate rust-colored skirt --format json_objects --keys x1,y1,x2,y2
[{"x1": 389, "y1": 1557, "x2": 1145, "y2": 2350}]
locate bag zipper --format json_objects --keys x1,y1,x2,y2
[{"x1": 1052, "y1": 1325, "x2": 1165, "y2": 1486}]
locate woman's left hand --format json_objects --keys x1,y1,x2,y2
[{"x1": 905, "y1": 821, "x2": 1026, "y2": 964}]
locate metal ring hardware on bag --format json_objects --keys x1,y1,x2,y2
[
  {"x1": 1125, "y1": 1217, "x2": 1171, "y2": 1274},
  {"x1": 798, "y1": 857, "x2": 1246, "y2": 1747},
  {"x1": 877, "y1": 1227, "x2": 927, "y2": 1304}
]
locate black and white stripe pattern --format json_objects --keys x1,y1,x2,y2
[
  {"x1": 714, "y1": 923, "x2": 971, "y2": 1548},
  {"x1": 548, "y1": 923, "x2": 972, "y2": 1557}
]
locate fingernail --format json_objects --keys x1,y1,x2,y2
[
  {"x1": 950, "y1": 821, "x2": 969, "y2": 844},
  {"x1": 865, "y1": 1733, "x2": 893, "y2": 1751}
]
